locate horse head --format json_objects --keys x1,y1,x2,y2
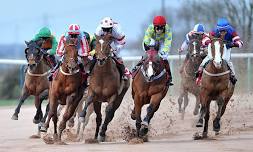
[
  {"x1": 188, "y1": 34, "x2": 205, "y2": 63},
  {"x1": 95, "y1": 34, "x2": 113, "y2": 65},
  {"x1": 209, "y1": 34, "x2": 226, "y2": 69},
  {"x1": 63, "y1": 38, "x2": 79, "y2": 73},
  {"x1": 25, "y1": 40, "x2": 44, "y2": 71},
  {"x1": 143, "y1": 48, "x2": 161, "y2": 78}
]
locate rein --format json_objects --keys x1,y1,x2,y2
[{"x1": 140, "y1": 65, "x2": 166, "y2": 82}]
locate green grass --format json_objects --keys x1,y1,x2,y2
[{"x1": 0, "y1": 99, "x2": 34, "y2": 107}]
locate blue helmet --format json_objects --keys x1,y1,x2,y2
[
  {"x1": 193, "y1": 24, "x2": 205, "y2": 33},
  {"x1": 216, "y1": 18, "x2": 230, "y2": 31}
]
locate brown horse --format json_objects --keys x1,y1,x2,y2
[
  {"x1": 194, "y1": 34, "x2": 235, "y2": 139},
  {"x1": 131, "y1": 48, "x2": 169, "y2": 137},
  {"x1": 40, "y1": 38, "x2": 87, "y2": 144},
  {"x1": 11, "y1": 40, "x2": 50, "y2": 135},
  {"x1": 178, "y1": 34, "x2": 206, "y2": 118},
  {"x1": 79, "y1": 34, "x2": 130, "y2": 142}
]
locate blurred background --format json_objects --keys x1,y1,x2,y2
[{"x1": 0, "y1": 0, "x2": 252, "y2": 104}]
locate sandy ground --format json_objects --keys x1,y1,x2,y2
[{"x1": 1, "y1": 91, "x2": 253, "y2": 152}]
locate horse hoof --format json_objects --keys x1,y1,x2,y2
[
  {"x1": 98, "y1": 134, "x2": 105, "y2": 142},
  {"x1": 40, "y1": 126, "x2": 48, "y2": 132},
  {"x1": 55, "y1": 141, "x2": 67, "y2": 145},
  {"x1": 202, "y1": 132, "x2": 208, "y2": 138},
  {"x1": 33, "y1": 118, "x2": 40, "y2": 124},
  {"x1": 196, "y1": 119, "x2": 203, "y2": 127},
  {"x1": 11, "y1": 114, "x2": 18, "y2": 120},
  {"x1": 178, "y1": 108, "x2": 182, "y2": 113},
  {"x1": 29, "y1": 134, "x2": 41, "y2": 139},
  {"x1": 193, "y1": 132, "x2": 202, "y2": 140},
  {"x1": 139, "y1": 122, "x2": 149, "y2": 137},
  {"x1": 213, "y1": 119, "x2": 221, "y2": 132},
  {"x1": 215, "y1": 131, "x2": 219, "y2": 136},
  {"x1": 131, "y1": 113, "x2": 136, "y2": 120},
  {"x1": 193, "y1": 110, "x2": 199, "y2": 115}
]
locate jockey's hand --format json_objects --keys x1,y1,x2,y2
[
  {"x1": 226, "y1": 42, "x2": 235, "y2": 48},
  {"x1": 89, "y1": 49, "x2": 96, "y2": 56},
  {"x1": 159, "y1": 52, "x2": 168, "y2": 60},
  {"x1": 178, "y1": 48, "x2": 183, "y2": 53},
  {"x1": 46, "y1": 50, "x2": 51, "y2": 55},
  {"x1": 41, "y1": 49, "x2": 48, "y2": 55}
]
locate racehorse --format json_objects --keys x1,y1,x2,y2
[
  {"x1": 79, "y1": 34, "x2": 130, "y2": 142},
  {"x1": 40, "y1": 38, "x2": 87, "y2": 144},
  {"x1": 11, "y1": 40, "x2": 50, "y2": 137},
  {"x1": 131, "y1": 46, "x2": 169, "y2": 137},
  {"x1": 194, "y1": 34, "x2": 235, "y2": 139},
  {"x1": 178, "y1": 34, "x2": 206, "y2": 119}
]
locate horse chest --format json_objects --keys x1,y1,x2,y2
[{"x1": 25, "y1": 78, "x2": 48, "y2": 95}]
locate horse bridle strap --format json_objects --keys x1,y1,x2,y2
[
  {"x1": 27, "y1": 69, "x2": 50, "y2": 77},
  {"x1": 59, "y1": 66, "x2": 80, "y2": 76},
  {"x1": 203, "y1": 69, "x2": 230, "y2": 77}
]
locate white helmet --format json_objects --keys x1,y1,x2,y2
[{"x1": 100, "y1": 17, "x2": 114, "y2": 28}]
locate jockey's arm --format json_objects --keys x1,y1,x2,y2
[
  {"x1": 232, "y1": 32, "x2": 243, "y2": 48},
  {"x1": 56, "y1": 35, "x2": 65, "y2": 57},
  {"x1": 47, "y1": 36, "x2": 58, "y2": 55},
  {"x1": 143, "y1": 25, "x2": 154, "y2": 51},
  {"x1": 160, "y1": 25, "x2": 172, "y2": 56}
]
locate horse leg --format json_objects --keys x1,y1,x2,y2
[
  {"x1": 40, "y1": 103, "x2": 49, "y2": 127},
  {"x1": 182, "y1": 91, "x2": 189, "y2": 114},
  {"x1": 213, "y1": 97, "x2": 227, "y2": 134},
  {"x1": 58, "y1": 97, "x2": 79, "y2": 143},
  {"x1": 33, "y1": 96, "x2": 43, "y2": 124},
  {"x1": 202, "y1": 102, "x2": 210, "y2": 138},
  {"x1": 98, "y1": 95, "x2": 122, "y2": 142},
  {"x1": 140, "y1": 102, "x2": 161, "y2": 137},
  {"x1": 79, "y1": 94, "x2": 94, "y2": 122},
  {"x1": 134, "y1": 95, "x2": 143, "y2": 137},
  {"x1": 12, "y1": 86, "x2": 30, "y2": 120},
  {"x1": 93, "y1": 101, "x2": 102, "y2": 140},
  {"x1": 40, "y1": 95, "x2": 58, "y2": 133},
  {"x1": 193, "y1": 95, "x2": 201, "y2": 115},
  {"x1": 196, "y1": 91, "x2": 208, "y2": 127},
  {"x1": 178, "y1": 92, "x2": 184, "y2": 113},
  {"x1": 77, "y1": 103, "x2": 93, "y2": 141}
]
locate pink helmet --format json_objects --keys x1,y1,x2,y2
[
  {"x1": 68, "y1": 24, "x2": 80, "y2": 34},
  {"x1": 100, "y1": 17, "x2": 114, "y2": 28}
]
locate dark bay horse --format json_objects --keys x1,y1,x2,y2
[
  {"x1": 40, "y1": 38, "x2": 87, "y2": 144},
  {"x1": 79, "y1": 34, "x2": 130, "y2": 142},
  {"x1": 194, "y1": 34, "x2": 235, "y2": 139},
  {"x1": 131, "y1": 48, "x2": 169, "y2": 137},
  {"x1": 178, "y1": 34, "x2": 206, "y2": 118},
  {"x1": 11, "y1": 40, "x2": 50, "y2": 136}
]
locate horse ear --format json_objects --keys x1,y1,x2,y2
[{"x1": 25, "y1": 41, "x2": 29, "y2": 46}]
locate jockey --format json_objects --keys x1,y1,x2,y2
[
  {"x1": 32, "y1": 27, "x2": 58, "y2": 68},
  {"x1": 47, "y1": 24, "x2": 90, "y2": 81},
  {"x1": 179, "y1": 24, "x2": 207, "y2": 73},
  {"x1": 132, "y1": 15, "x2": 173, "y2": 86},
  {"x1": 196, "y1": 18, "x2": 243, "y2": 85},
  {"x1": 94, "y1": 17, "x2": 127, "y2": 80}
]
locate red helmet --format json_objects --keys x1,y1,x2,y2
[
  {"x1": 68, "y1": 24, "x2": 80, "y2": 34},
  {"x1": 153, "y1": 16, "x2": 166, "y2": 26}
]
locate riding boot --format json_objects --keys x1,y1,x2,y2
[
  {"x1": 163, "y1": 60, "x2": 173, "y2": 86},
  {"x1": 227, "y1": 61, "x2": 237, "y2": 85},
  {"x1": 88, "y1": 58, "x2": 97, "y2": 75},
  {"x1": 118, "y1": 63, "x2": 128, "y2": 80},
  {"x1": 113, "y1": 57, "x2": 128, "y2": 80},
  {"x1": 195, "y1": 67, "x2": 203, "y2": 85},
  {"x1": 47, "y1": 61, "x2": 61, "y2": 81}
]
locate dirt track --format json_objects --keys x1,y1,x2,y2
[{"x1": 1, "y1": 92, "x2": 253, "y2": 152}]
